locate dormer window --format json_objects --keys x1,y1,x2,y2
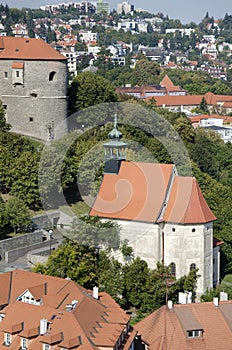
[
  {"x1": 4, "y1": 332, "x2": 11, "y2": 346},
  {"x1": 21, "y1": 337, "x2": 27, "y2": 349},
  {"x1": 12, "y1": 62, "x2": 24, "y2": 86},
  {"x1": 43, "y1": 344, "x2": 50, "y2": 350},
  {"x1": 187, "y1": 330, "x2": 202, "y2": 338}
]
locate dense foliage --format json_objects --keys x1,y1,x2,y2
[{"x1": 33, "y1": 238, "x2": 198, "y2": 318}]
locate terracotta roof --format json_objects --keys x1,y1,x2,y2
[
  {"x1": 0, "y1": 37, "x2": 66, "y2": 61},
  {"x1": 146, "y1": 93, "x2": 232, "y2": 107},
  {"x1": 163, "y1": 177, "x2": 216, "y2": 224},
  {"x1": 12, "y1": 61, "x2": 24, "y2": 69},
  {"x1": 160, "y1": 74, "x2": 183, "y2": 91},
  {"x1": 90, "y1": 161, "x2": 215, "y2": 224},
  {"x1": 90, "y1": 161, "x2": 175, "y2": 222},
  {"x1": 134, "y1": 301, "x2": 232, "y2": 350},
  {"x1": 190, "y1": 114, "x2": 232, "y2": 125},
  {"x1": 0, "y1": 270, "x2": 134, "y2": 350}
]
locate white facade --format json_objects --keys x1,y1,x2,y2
[
  {"x1": 116, "y1": 219, "x2": 214, "y2": 295},
  {"x1": 79, "y1": 30, "x2": 98, "y2": 43}
]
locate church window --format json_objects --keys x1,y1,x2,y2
[
  {"x1": 172, "y1": 228, "x2": 175, "y2": 232},
  {"x1": 170, "y1": 262, "x2": 176, "y2": 277},
  {"x1": 16, "y1": 70, "x2": 20, "y2": 78},
  {"x1": 29, "y1": 117, "x2": 33, "y2": 122},
  {"x1": 4, "y1": 72, "x2": 8, "y2": 78},
  {"x1": 190, "y1": 263, "x2": 196, "y2": 271},
  {"x1": 192, "y1": 228, "x2": 196, "y2": 232},
  {"x1": 49, "y1": 71, "x2": 56, "y2": 81}
]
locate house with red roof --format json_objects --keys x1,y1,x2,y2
[
  {"x1": 134, "y1": 297, "x2": 232, "y2": 350},
  {"x1": 116, "y1": 75, "x2": 187, "y2": 99},
  {"x1": 0, "y1": 270, "x2": 136, "y2": 350},
  {"x1": 0, "y1": 36, "x2": 68, "y2": 141},
  {"x1": 90, "y1": 117, "x2": 220, "y2": 297},
  {"x1": 146, "y1": 91, "x2": 232, "y2": 115}
]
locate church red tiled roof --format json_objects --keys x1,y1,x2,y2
[
  {"x1": 90, "y1": 162, "x2": 175, "y2": 222},
  {"x1": 90, "y1": 162, "x2": 215, "y2": 224}
]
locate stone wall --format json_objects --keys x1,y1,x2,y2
[
  {"x1": 0, "y1": 231, "x2": 44, "y2": 262},
  {"x1": 0, "y1": 59, "x2": 68, "y2": 141},
  {"x1": 5, "y1": 239, "x2": 57, "y2": 263}
]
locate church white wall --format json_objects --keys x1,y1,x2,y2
[
  {"x1": 115, "y1": 219, "x2": 214, "y2": 296},
  {"x1": 163, "y1": 222, "x2": 213, "y2": 295},
  {"x1": 116, "y1": 220, "x2": 160, "y2": 269}
]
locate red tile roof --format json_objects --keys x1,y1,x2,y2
[
  {"x1": 134, "y1": 301, "x2": 232, "y2": 350},
  {"x1": 163, "y1": 177, "x2": 216, "y2": 224},
  {"x1": 0, "y1": 36, "x2": 66, "y2": 61},
  {"x1": 160, "y1": 74, "x2": 184, "y2": 92},
  {"x1": 146, "y1": 92, "x2": 232, "y2": 107},
  {"x1": 90, "y1": 161, "x2": 215, "y2": 224},
  {"x1": 90, "y1": 162, "x2": 175, "y2": 222},
  {"x1": 0, "y1": 270, "x2": 134, "y2": 350}
]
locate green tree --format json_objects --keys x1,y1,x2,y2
[
  {"x1": 0, "y1": 101, "x2": 11, "y2": 132},
  {"x1": 68, "y1": 72, "x2": 118, "y2": 114},
  {"x1": 33, "y1": 239, "x2": 98, "y2": 288},
  {"x1": 0, "y1": 195, "x2": 7, "y2": 236},
  {"x1": 66, "y1": 215, "x2": 120, "y2": 250},
  {"x1": 5, "y1": 196, "x2": 31, "y2": 233}
]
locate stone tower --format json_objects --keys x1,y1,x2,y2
[{"x1": 0, "y1": 36, "x2": 68, "y2": 142}]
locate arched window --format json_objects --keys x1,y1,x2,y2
[
  {"x1": 190, "y1": 263, "x2": 196, "y2": 271},
  {"x1": 170, "y1": 262, "x2": 176, "y2": 277},
  {"x1": 49, "y1": 71, "x2": 56, "y2": 81}
]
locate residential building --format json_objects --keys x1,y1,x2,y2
[
  {"x1": 90, "y1": 117, "x2": 219, "y2": 296},
  {"x1": 134, "y1": 298, "x2": 232, "y2": 350},
  {"x1": 79, "y1": 30, "x2": 98, "y2": 43},
  {"x1": 116, "y1": 75, "x2": 187, "y2": 99},
  {"x1": 96, "y1": 0, "x2": 110, "y2": 14},
  {"x1": 0, "y1": 36, "x2": 68, "y2": 142},
  {"x1": 117, "y1": 1, "x2": 134, "y2": 14},
  {"x1": 146, "y1": 92, "x2": 232, "y2": 115},
  {"x1": 0, "y1": 270, "x2": 136, "y2": 350}
]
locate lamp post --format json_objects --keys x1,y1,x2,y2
[{"x1": 49, "y1": 229, "x2": 53, "y2": 255}]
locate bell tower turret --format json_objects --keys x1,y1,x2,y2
[{"x1": 103, "y1": 115, "x2": 128, "y2": 174}]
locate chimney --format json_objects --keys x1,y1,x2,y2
[
  {"x1": 40, "y1": 318, "x2": 48, "y2": 335},
  {"x1": 167, "y1": 300, "x2": 173, "y2": 310},
  {"x1": 220, "y1": 291, "x2": 228, "y2": 301},
  {"x1": 93, "y1": 286, "x2": 98, "y2": 300},
  {"x1": 178, "y1": 292, "x2": 187, "y2": 304},
  {"x1": 213, "y1": 297, "x2": 219, "y2": 307}
]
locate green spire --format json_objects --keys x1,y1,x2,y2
[{"x1": 108, "y1": 114, "x2": 122, "y2": 140}]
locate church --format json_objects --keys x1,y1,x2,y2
[{"x1": 90, "y1": 117, "x2": 221, "y2": 296}]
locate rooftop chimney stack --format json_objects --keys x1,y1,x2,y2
[
  {"x1": 167, "y1": 300, "x2": 173, "y2": 310},
  {"x1": 220, "y1": 291, "x2": 228, "y2": 301},
  {"x1": 40, "y1": 318, "x2": 47, "y2": 335},
  {"x1": 93, "y1": 286, "x2": 99, "y2": 300}
]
